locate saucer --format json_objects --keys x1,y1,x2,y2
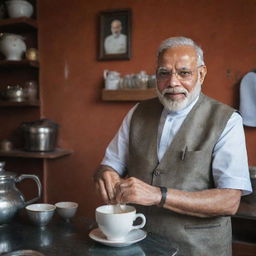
[{"x1": 89, "y1": 228, "x2": 147, "y2": 247}]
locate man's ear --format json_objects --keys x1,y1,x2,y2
[{"x1": 199, "y1": 65, "x2": 207, "y2": 84}]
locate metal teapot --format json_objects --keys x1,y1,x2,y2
[{"x1": 0, "y1": 162, "x2": 42, "y2": 224}]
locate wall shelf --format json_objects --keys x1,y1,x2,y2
[
  {"x1": 0, "y1": 60, "x2": 39, "y2": 68},
  {"x1": 234, "y1": 201, "x2": 256, "y2": 221},
  {"x1": 232, "y1": 202, "x2": 256, "y2": 255},
  {"x1": 0, "y1": 100, "x2": 40, "y2": 107},
  {"x1": 102, "y1": 88, "x2": 157, "y2": 101},
  {"x1": 0, "y1": 17, "x2": 37, "y2": 31},
  {"x1": 0, "y1": 148, "x2": 73, "y2": 159}
]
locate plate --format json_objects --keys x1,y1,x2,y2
[
  {"x1": 2, "y1": 250, "x2": 46, "y2": 256},
  {"x1": 89, "y1": 228, "x2": 147, "y2": 247}
]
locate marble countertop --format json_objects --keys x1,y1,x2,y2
[{"x1": 0, "y1": 216, "x2": 178, "y2": 256}]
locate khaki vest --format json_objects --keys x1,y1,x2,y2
[{"x1": 128, "y1": 93, "x2": 235, "y2": 256}]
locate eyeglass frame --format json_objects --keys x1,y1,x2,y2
[{"x1": 156, "y1": 65, "x2": 204, "y2": 81}]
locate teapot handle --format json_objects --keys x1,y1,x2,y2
[{"x1": 16, "y1": 174, "x2": 42, "y2": 206}]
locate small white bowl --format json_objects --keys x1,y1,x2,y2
[
  {"x1": 55, "y1": 202, "x2": 78, "y2": 220},
  {"x1": 26, "y1": 203, "x2": 56, "y2": 226}
]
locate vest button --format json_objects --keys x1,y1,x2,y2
[{"x1": 154, "y1": 170, "x2": 160, "y2": 176}]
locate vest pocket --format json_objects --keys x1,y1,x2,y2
[
  {"x1": 183, "y1": 219, "x2": 231, "y2": 256},
  {"x1": 184, "y1": 223, "x2": 221, "y2": 230},
  {"x1": 181, "y1": 150, "x2": 210, "y2": 163},
  {"x1": 177, "y1": 150, "x2": 212, "y2": 177}
]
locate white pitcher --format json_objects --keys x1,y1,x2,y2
[
  {"x1": 0, "y1": 33, "x2": 26, "y2": 61},
  {"x1": 103, "y1": 70, "x2": 121, "y2": 90}
]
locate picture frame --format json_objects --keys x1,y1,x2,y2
[{"x1": 98, "y1": 9, "x2": 132, "y2": 61}]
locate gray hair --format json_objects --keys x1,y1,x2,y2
[{"x1": 157, "y1": 37, "x2": 205, "y2": 65}]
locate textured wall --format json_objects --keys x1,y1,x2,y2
[{"x1": 38, "y1": 0, "x2": 256, "y2": 218}]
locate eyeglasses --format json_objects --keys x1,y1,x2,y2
[{"x1": 156, "y1": 66, "x2": 203, "y2": 81}]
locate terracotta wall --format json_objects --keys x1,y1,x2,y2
[{"x1": 38, "y1": 0, "x2": 256, "y2": 218}]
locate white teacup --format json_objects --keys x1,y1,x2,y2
[{"x1": 96, "y1": 205, "x2": 146, "y2": 242}]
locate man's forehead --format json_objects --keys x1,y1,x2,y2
[
  {"x1": 112, "y1": 20, "x2": 121, "y2": 27},
  {"x1": 158, "y1": 45, "x2": 197, "y2": 66}
]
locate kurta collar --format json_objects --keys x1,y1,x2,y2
[{"x1": 163, "y1": 95, "x2": 200, "y2": 118}]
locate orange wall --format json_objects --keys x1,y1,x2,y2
[{"x1": 38, "y1": 0, "x2": 256, "y2": 218}]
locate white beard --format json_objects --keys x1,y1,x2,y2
[{"x1": 156, "y1": 78, "x2": 202, "y2": 112}]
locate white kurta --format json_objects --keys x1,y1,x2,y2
[{"x1": 104, "y1": 34, "x2": 127, "y2": 54}]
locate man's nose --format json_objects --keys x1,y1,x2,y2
[{"x1": 168, "y1": 72, "x2": 181, "y2": 87}]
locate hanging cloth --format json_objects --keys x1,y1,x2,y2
[{"x1": 239, "y1": 72, "x2": 256, "y2": 127}]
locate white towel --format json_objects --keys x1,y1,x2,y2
[{"x1": 240, "y1": 72, "x2": 256, "y2": 127}]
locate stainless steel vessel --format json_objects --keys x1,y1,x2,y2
[
  {"x1": 21, "y1": 119, "x2": 58, "y2": 152},
  {"x1": 0, "y1": 162, "x2": 42, "y2": 224}
]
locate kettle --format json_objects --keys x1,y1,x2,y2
[{"x1": 0, "y1": 162, "x2": 42, "y2": 224}]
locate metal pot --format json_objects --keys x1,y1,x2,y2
[
  {"x1": 21, "y1": 119, "x2": 59, "y2": 152},
  {"x1": 1, "y1": 85, "x2": 27, "y2": 102},
  {"x1": 0, "y1": 162, "x2": 42, "y2": 225}
]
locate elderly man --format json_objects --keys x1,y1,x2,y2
[
  {"x1": 104, "y1": 19, "x2": 127, "y2": 54},
  {"x1": 95, "y1": 37, "x2": 252, "y2": 256}
]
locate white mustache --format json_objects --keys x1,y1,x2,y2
[{"x1": 162, "y1": 88, "x2": 188, "y2": 97}]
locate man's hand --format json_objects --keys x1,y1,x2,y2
[
  {"x1": 115, "y1": 177, "x2": 161, "y2": 206},
  {"x1": 94, "y1": 165, "x2": 122, "y2": 204}
]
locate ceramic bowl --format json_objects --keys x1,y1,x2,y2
[
  {"x1": 55, "y1": 202, "x2": 78, "y2": 220},
  {"x1": 25, "y1": 203, "x2": 56, "y2": 226},
  {"x1": 6, "y1": 0, "x2": 34, "y2": 18}
]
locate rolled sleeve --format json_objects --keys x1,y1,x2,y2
[
  {"x1": 101, "y1": 104, "x2": 138, "y2": 176},
  {"x1": 212, "y1": 112, "x2": 252, "y2": 196}
]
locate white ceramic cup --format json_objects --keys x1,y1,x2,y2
[{"x1": 96, "y1": 204, "x2": 146, "y2": 242}]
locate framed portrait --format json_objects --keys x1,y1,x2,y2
[{"x1": 98, "y1": 9, "x2": 132, "y2": 61}]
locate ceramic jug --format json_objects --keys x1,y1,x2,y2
[
  {"x1": 104, "y1": 70, "x2": 120, "y2": 90},
  {"x1": 6, "y1": 0, "x2": 34, "y2": 18},
  {"x1": 0, "y1": 162, "x2": 42, "y2": 224},
  {"x1": 0, "y1": 33, "x2": 26, "y2": 60}
]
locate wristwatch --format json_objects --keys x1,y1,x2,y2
[{"x1": 158, "y1": 186, "x2": 168, "y2": 207}]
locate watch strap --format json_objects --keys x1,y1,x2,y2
[{"x1": 158, "y1": 186, "x2": 168, "y2": 207}]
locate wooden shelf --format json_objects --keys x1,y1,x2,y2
[
  {"x1": 0, "y1": 60, "x2": 39, "y2": 68},
  {"x1": 0, "y1": 100, "x2": 40, "y2": 107},
  {"x1": 0, "y1": 18, "x2": 37, "y2": 31},
  {"x1": 0, "y1": 148, "x2": 73, "y2": 159},
  {"x1": 234, "y1": 201, "x2": 256, "y2": 220},
  {"x1": 102, "y1": 88, "x2": 157, "y2": 101},
  {"x1": 232, "y1": 240, "x2": 256, "y2": 256}
]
